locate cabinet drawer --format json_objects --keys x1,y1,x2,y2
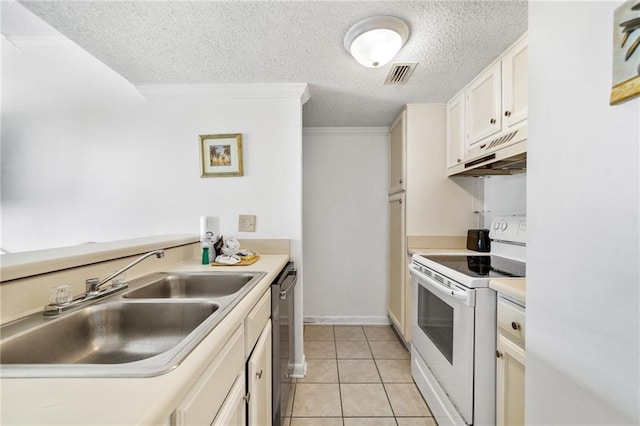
[
  {"x1": 173, "y1": 326, "x2": 244, "y2": 426},
  {"x1": 245, "y1": 289, "x2": 271, "y2": 357},
  {"x1": 497, "y1": 298, "x2": 526, "y2": 347}
]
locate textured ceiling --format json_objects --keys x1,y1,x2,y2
[{"x1": 10, "y1": 1, "x2": 527, "y2": 127}]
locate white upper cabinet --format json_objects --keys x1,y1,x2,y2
[
  {"x1": 446, "y1": 92, "x2": 466, "y2": 168},
  {"x1": 446, "y1": 33, "x2": 528, "y2": 172},
  {"x1": 501, "y1": 37, "x2": 528, "y2": 129},
  {"x1": 466, "y1": 62, "x2": 502, "y2": 147},
  {"x1": 388, "y1": 110, "x2": 406, "y2": 194}
]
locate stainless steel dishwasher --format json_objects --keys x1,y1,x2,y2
[{"x1": 271, "y1": 261, "x2": 297, "y2": 426}]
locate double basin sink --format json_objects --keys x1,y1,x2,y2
[{"x1": 0, "y1": 271, "x2": 266, "y2": 378}]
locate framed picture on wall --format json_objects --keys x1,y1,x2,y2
[
  {"x1": 611, "y1": 1, "x2": 640, "y2": 104},
  {"x1": 199, "y1": 133, "x2": 243, "y2": 177}
]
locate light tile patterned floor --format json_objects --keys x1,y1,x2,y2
[{"x1": 282, "y1": 325, "x2": 438, "y2": 426}]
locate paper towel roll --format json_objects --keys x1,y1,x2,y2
[
  {"x1": 200, "y1": 216, "x2": 208, "y2": 239},
  {"x1": 200, "y1": 216, "x2": 220, "y2": 240}
]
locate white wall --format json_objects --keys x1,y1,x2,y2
[
  {"x1": 1, "y1": 38, "x2": 304, "y2": 253},
  {"x1": 302, "y1": 128, "x2": 388, "y2": 323},
  {"x1": 405, "y1": 104, "x2": 477, "y2": 237},
  {"x1": 482, "y1": 173, "x2": 527, "y2": 227},
  {"x1": 528, "y1": 2, "x2": 639, "y2": 424},
  {"x1": 1, "y1": 35, "x2": 307, "y2": 371}
]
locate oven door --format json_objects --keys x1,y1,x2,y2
[{"x1": 409, "y1": 263, "x2": 475, "y2": 424}]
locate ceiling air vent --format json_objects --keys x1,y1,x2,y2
[{"x1": 384, "y1": 62, "x2": 418, "y2": 85}]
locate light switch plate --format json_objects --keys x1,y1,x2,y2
[{"x1": 238, "y1": 214, "x2": 256, "y2": 232}]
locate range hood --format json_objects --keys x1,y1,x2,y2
[{"x1": 449, "y1": 124, "x2": 527, "y2": 177}]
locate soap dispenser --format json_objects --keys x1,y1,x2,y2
[
  {"x1": 201, "y1": 233, "x2": 212, "y2": 265},
  {"x1": 201, "y1": 246, "x2": 210, "y2": 265}
]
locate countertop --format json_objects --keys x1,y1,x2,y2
[
  {"x1": 0, "y1": 254, "x2": 289, "y2": 425},
  {"x1": 490, "y1": 278, "x2": 526, "y2": 305},
  {"x1": 408, "y1": 247, "x2": 480, "y2": 256},
  {"x1": 0, "y1": 234, "x2": 199, "y2": 282}
]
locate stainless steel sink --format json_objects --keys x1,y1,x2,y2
[
  {"x1": 123, "y1": 272, "x2": 258, "y2": 299},
  {"x1": 1, "y1": 302, "x2": 219, "y2": 365},
  {"x1": 0, "y1": 270, "x2": 267, "y2": 378}
]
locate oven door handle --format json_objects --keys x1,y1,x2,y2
[{"x1": 409, "y1": 264, "x2": 473, "y2": 306}]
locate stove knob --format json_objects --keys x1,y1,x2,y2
[
  {"x1": 493, "y1": 222, "x2": 500, "y2": 230},
  {"x1": 500, "y1": 222, "x2": 508, "y2": 230}
]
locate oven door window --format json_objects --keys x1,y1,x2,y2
[{"x1": 417, "y1": 284, "x2": 454, "y2": 364}]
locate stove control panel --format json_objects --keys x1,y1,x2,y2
[{"x1": 489, "y1": 216, "x2": 526, "y2": 244}]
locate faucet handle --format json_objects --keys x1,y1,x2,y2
[{"x1": 85, "y1": 278, "x2": 100, "y2": 295}]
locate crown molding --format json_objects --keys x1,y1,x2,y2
[
  {"x1": 136, "y1": 83, "x2": 310, "y2": 103},
  {"x1": 5, "y1": 35, "x2": 75, "y2": 50},
  {"x1": 303, "y1": 127, "x2": 389, "y2": 135}
]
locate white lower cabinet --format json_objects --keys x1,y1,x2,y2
[
  {"x1": 496, "y1": 297, "x2": 526, "y2": 426},
  {"x1": 172, "y1": 287, "x2": 272, "y2": 426},
  {"x1": 212, "y1": 371, "x2": 247, "y2": 426},
  {"x1": 248, "y1": 320, "x2": 272, "y2": 426},
  {"x1": 387, "y1": 192, "x2": 406, "y2": 336},
  {"x1": 173, "y1": 326, "x2": 244, "y2": 426}
]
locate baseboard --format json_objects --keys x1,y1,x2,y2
[
  {"x1": 303, "y1": 316, "x2": 391, "y2": 325},
  {"x1": 289, "y1": 354, "x2": 307, "y2": 378}
]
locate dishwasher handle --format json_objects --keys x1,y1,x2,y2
[{"x1": 279, "y1": 270, "x2": 297, "y2": 300}]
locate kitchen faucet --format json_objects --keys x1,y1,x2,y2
[
  {"x1": 85, "y1": 249, "x2": 165, "y2": 295},
  {"x1": 44, "y1": 249, "x2": 165, "y2": 317}
]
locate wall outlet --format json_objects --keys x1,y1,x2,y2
[
  {"x1": 517, "y1": 220, "x2": 527, "y2": 235},
  {"x1": 238, "y1": 214, "x2": 256, "y2": 232}
]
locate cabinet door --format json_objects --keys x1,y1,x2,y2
[
  {"x1": 388, "y1": 110, "x2": 406, "y2": 194},
  {"x1": 212, "y1": 372, "x2": 246, "y2": 426},
  {"x1": 388, "y1": 193, "x2": 406, "y2": 335},
  {"x1": 248, "y1": 320, "x2": 272, "y2": 426},
  {"x1": 446, "y1": 92, "x2": 466, "y2": 168},
  {"x1": 502, "y1": 37, "x2": 528, "y2": 128},
  {"x1": 466, "y1": 62, "x2": 501, "y2": 147},
  {"x1": 173, "y1": 327, "x2": 244, "y2": 426},
  {"x1": 496, "y1": 334, "x2": 525, "y2": 426}
]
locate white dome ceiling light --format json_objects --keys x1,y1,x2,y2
[{"x1": 343, "y1": 16, "x2": 410, "y2": 68}]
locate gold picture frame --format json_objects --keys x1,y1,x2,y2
[
  {"x1": 611, "y1": 1, "x2": 640, "y2": 105},
  {"x1": 199, "y1": 134, "x2": 243, "y2": 177}
]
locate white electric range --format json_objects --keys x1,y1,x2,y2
[{"x1": 409, "y1": 216, "x2": 526, "y2": 426}]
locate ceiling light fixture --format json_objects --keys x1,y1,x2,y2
[{"x1": 343, "y1": 16, "x2": 410, "y2": 68}]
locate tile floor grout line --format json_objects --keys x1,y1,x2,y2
[
  {"x1": 287, "y1": 378, "x2": 297, "y2": 423},
  {"x1": 364, "y1": 328, "x2": 400, "y2": 423},
  {"x1": 332, "y1": 325, "x2": 346, "y2": 421},
  {"x1": 301, "y1": 324, "x2": 435, "y2": 425}
]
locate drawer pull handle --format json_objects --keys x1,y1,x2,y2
[
  {"x1": 511, "y1": 321, "x2": 521, "y2": 331},
  {"x1": 496, "y1": 350, "x2": 503, "y2": 359},
  {"x1": 256, "y1": 369, "x2": 263, "y2": 379}
]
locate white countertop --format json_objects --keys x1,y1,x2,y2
[
  {"x1": 0, "y1": 254, "x2": 289, "y2": 425},
  {"x1": 490, "y1": 278, "x2": 526, "y2": 304},
  {"x1": 408, "y1": 247, "x2": 481, "y2": 256},
  {"x1": 0, "y1": 235, "x2": 199, "y2": 282}
]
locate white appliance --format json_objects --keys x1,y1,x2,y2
[{"x1": 409, "y1": 216, "x2": 526, "y2": 426}]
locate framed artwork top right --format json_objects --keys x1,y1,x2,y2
[{"x1": 611, "y1": 1, "x2": 640, "y2": 104}]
